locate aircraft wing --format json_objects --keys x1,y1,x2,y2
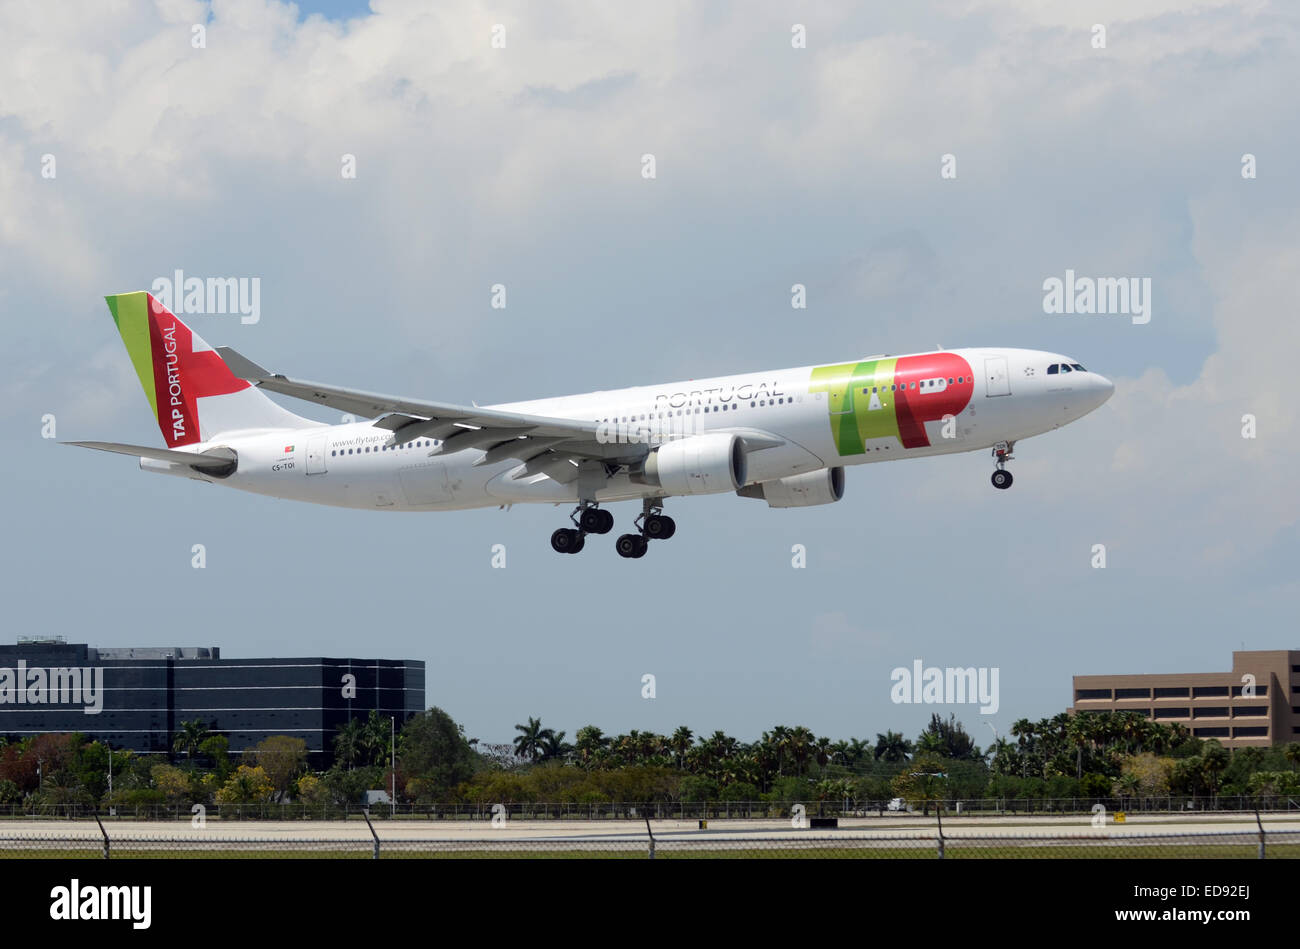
[{"x1": 216, "y1": 346, "x2": 637, "y2": 478}]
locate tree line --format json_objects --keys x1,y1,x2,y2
[{"x1": 1, "y1": 708, "x2": 1297, "y2": 813}]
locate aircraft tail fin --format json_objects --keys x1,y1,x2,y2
[{"x1": 104, "y1": 291, "x2": 314, "y2": 446}]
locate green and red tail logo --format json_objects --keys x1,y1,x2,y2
[{"x1": 104, "y1": 292, "x2": 252, "y2": 447}]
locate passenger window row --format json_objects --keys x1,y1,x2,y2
[
  {"x1": 331, "y1": 440, "x2": 437, "y2": 457},
  {"x1": 599, "y1": 399, "x2": 799, "y2": 424},
  {"x1": 861, "y1": 376, "x2": 965, "y2": 394}
]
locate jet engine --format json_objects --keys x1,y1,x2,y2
[
  {"x1": 633, "y1": 433, "x2": 747, "y2": 495},
  {"x1": 737, "y1": 466, "x2": 845, "y2": 508}
]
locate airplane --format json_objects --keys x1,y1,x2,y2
[{"x1": 70, "y1": 291, "x2": 1114, "y2": 558}]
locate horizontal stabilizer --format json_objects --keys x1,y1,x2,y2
[{"x1": 65, "y1": 441, "x2": 237, "y2": 472}]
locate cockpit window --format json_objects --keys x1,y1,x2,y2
[
  {"x1": 1060, "y1": 363, "x2": 1072, "y2": 372},
  {"x1": 1047, "y1": 364, "x2": 1059, "y2": 374},
  {"x1": 1071, "y1": 363, "x2": 1086, "y2": 371}
]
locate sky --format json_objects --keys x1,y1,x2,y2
[{"x1": 1, "y1": 0, "x2": 1297, "y2": 750}]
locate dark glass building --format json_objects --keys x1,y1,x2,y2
[{"x1": 0, "y1": 640, "x2": 424, "y2": 766}]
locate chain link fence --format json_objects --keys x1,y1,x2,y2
[
  {"x1": 2, "y1": 821, "x2": 1296, "y2": 859},
  {"x1": 3, "y1": 796, "x2": 1298, "y2": 821}
]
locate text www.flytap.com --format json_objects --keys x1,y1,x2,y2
[{"x1": 1114, "y1": 908, "x2": 1250, "y2": 923}]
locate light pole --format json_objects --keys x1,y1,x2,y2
[
  {"x1": 390, "y1": 715, "x2": 396, "y2": 817},
  {"x1": 107, "y1": 743, "x2": 113, "y2": 814},
  {"x1": 985, "y1": 723, "x2": 1000, "y2": 813}
]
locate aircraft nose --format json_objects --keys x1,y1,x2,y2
[{"x1": 1094, "y1": 373, "x2": 1115, "y2": 405}]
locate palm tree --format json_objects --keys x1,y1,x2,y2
[
  {"x1": 787, "y1": 726, "x2": 814, "y2": 776},
  {"x1": 1282, "y1": 742, "x2": 1300, "y2": 772},
  {"x1": 753, "y1": 742, "x2": 778, "y2": 792},
  {"x1": 917, "y1": 729, "x2": 947, "y2": 756},
  {"x1": 1066, "y1": 715, "x2": 1090, "y2": 779},
  {"x1": 540, "y1": 730, "x2": 573, "y2": 762},
  {"x1": 696, "y1": 730, "x2": 738, "y2": 782},
  {"x1": 360, "y1": 709, "x2": 392, "y2": 767},
  {"x1": 1046, "y1": 712, "x2": 1073, "y2": 754},
  {"x1": 768, "y1": 725, "x2": 792, "y2": 776},
  {"x1": 988, "y1": 737, "x2": 1016, "y2": 776},
  {"x1": 813, "y1": 778, "x2": 839, "y2": 815},
  {"x1": 670, "y1": 727, "x2": 694, "y2": 769},
  {"x1": 874, "y1": 730, "x2": 913, "y2": 763},
  {"x1": 334, "y1": 718, "x2": 365, "y2": 770},
  {"x1": 813, "y1": 736, "x2": 835, "y2": 775},
  {"x1": 1010, "y1": 717, "x2": 1035, "y2": 748},
  {"x1": 573, "y1": 725, "x2": 608, "y2": 768},
  {"x1": 513, "y1": 717, "x2": 552, "y2": 762},
  {"x1": 172, "y1": 720, "x2": 210, "y2": 762},
  {"x1": 844, "y1": 738, "x2": 870, "y2": 768},
  {"x1": 1114, "y1": 772, "x2": 1140, "y2": 806}
]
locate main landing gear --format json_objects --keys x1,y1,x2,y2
[
  {"x1": 990, "y1": 441, "x2": 1015, "y2": 490},
  {"x1": 614, "y1": 500, "x2": 676, "y2": 559},
  {"x1": 550, "y1": 500, "x2": 677, "y2": 557},
  {"x1": 551, "y1": 502, "x2": 615, "y2": 555}
]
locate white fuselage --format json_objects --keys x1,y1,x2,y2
[{"x1": 147, "y1": 347, "x2": 1113, "y2": 510}]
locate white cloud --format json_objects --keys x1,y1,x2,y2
[{"x1": 0, "y1": 0, "x2": 1294, "y2": 575}]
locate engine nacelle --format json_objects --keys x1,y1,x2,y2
[
  {"x1": 737, "y1": 467, "x2": 845, "y2": 508},
  {"x1": 635, "y1": 433, "x2": 747, "y2": 496}
]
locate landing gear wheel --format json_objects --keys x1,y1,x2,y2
[
  {"x1": 991, "y1": 469, "x2": 1013, "y2": 490},
  {"x1": 643, "y1": 514, "x2": 676, "y2": 540},
  {"x1": 579, "y1": 508, "x2": 614, "y2": 534},
  {"x1": 616, "y1": 533, "x2": 648, "y2": 558},
  {"x1": 551, "y1": 528, "x2": 584, "y2": 553},
  {"x1": 570, "y1": 533, "x2": 585, "y2": 553}
]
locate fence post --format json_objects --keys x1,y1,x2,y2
[
  {"x1": 94, "y1": 812, "x2": 109, "y2": 860},
  {"x1": 645, "y1": 816, "x2": 655, "y2": 860},
  {"x1": 1255, "y1": 809, "x2": 1265, "y2": 859},
  {"x1": 364, "y1": 809, "x2": 380, "y2": 860},
  {"x1": 935, "y1": 805, "x2": 945, "y2": 860}
]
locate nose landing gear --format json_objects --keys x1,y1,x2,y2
[{"x1": 990, "y1": 441, "x2": 1015, "y2": 490}]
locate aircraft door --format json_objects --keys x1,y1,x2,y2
[
  {"x1": 306, "y1": 435, "x2": 328, "y2": 474},
  {"x1": 827, "y1": 378, "x2": 854, "y2": 415},
  {"x1": 984, "y1": 356, "x2": 1010, "y2": 397}
]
